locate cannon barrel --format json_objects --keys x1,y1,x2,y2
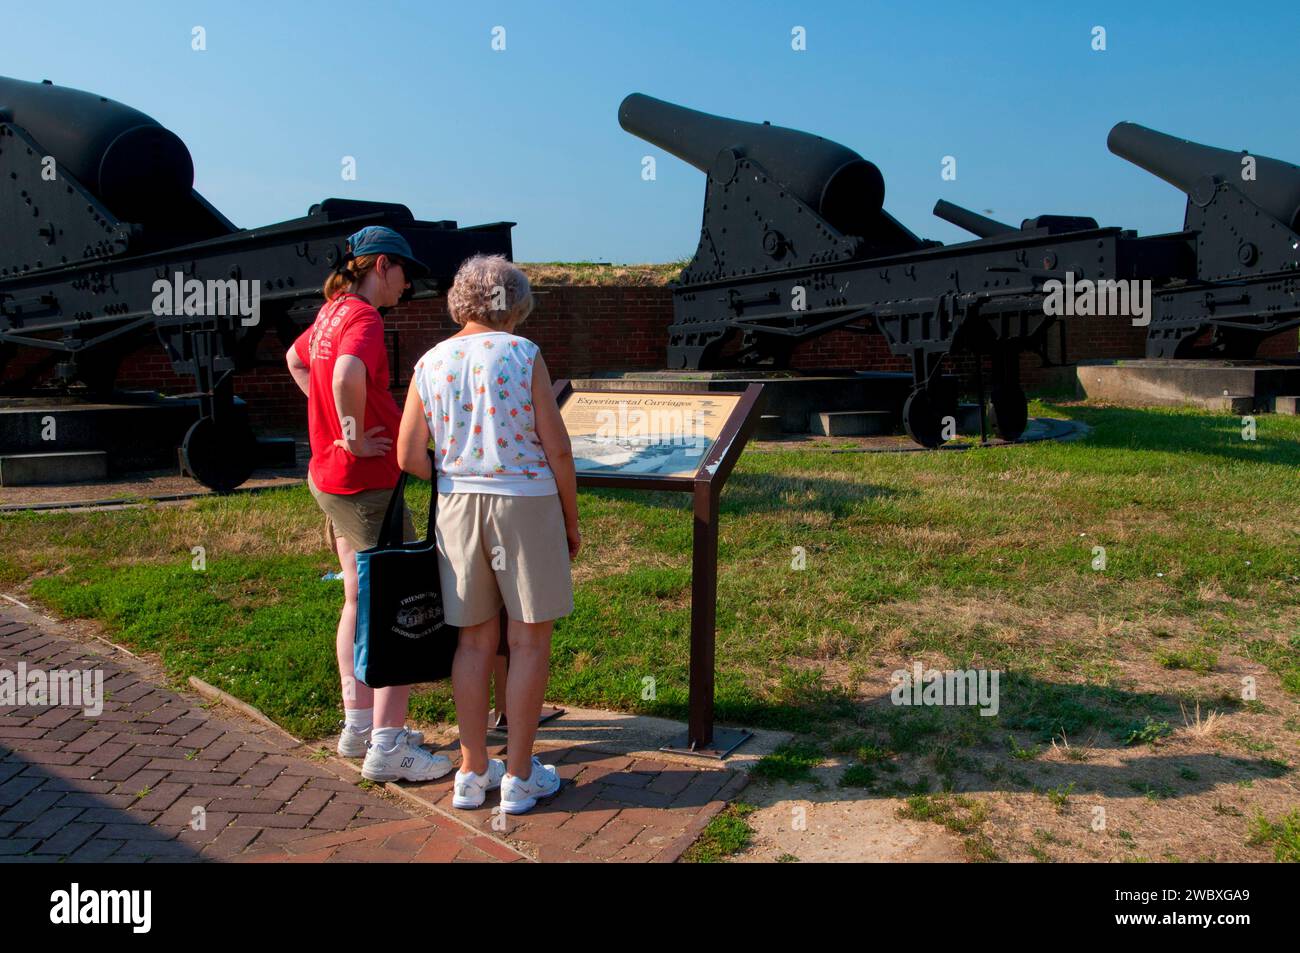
[
  {"x1": 619, "y1": 92, "x2": 887, "y2": 239},
  {"x1": 1108, "y1": 121, "x2": 1300, "y2": 232},
  {"x1": 0, "y1": 75, "x2": 194, "y2": 223},
  {"x1": 933, "y1": 200, "x2": 1015, "y2": 238}
]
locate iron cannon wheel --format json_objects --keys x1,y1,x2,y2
[
  {"x1": 990, "y1": 385, "x2": 1029, "y2": 442},
  {"x1": 181, "y1": 416, "x2": 257, "y2": 493},
  {"x1": 903, "y1": 388, "x2": 947, "y2": 448}
]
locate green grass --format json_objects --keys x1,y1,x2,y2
[
  {"x1": 1119, "y1": 718, "x2": 1174, "y2": 747},
  {"x1": 1155, "y1": 644, "x2": 1219, "y2": 673},
  {"x1": 752, "y1": 742, "x2": 823, "y2": 783},
  {"x1": 681, "y1": 802, "x2": 757, "y2": 862},
  {"x1": 3, "y1": 402, "x2": 1299, "y2": 746},
  {"x1": 1246, "y1": 810, "x2": 1300, "y2": 862},
  {"x1": 897, "y1": 793, "x2": 999, "y2": 861},
  {"x1": 839, "y1": 763, "x2": 876, "y2": 788},
  {"x1": 518, "y1": 261, "x2": 684, "y2": 287},
  {"x1": 1046, "y1": 782, "x2": 1076, "y2": 812}
]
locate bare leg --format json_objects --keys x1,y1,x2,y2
[
  {"x1": 373, "y1": 684, "x2": 411, "y2": 730},
  {"x1": 334, "y1": 534, "x2": 374, "y2": 712},
  {"x1": 453, "y1": 615, "x2": 499, "y2": 775},
  {"x1": 504, "y1": 618, "x2": 553, "y2": 779}
]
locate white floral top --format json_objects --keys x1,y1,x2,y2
[{"x1": 413, "y1": 331, "x2": 557, "y2": 496}]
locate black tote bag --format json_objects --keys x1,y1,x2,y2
[{"x1": 353, "y1": 453, "x2": 458, "y2": 688}]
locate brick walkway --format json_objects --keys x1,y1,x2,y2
[
  {"x1": 0, "y1": 610, "x2": 517, "y2": 863},
  {"x1": 0, "y1": 608, "x2": 745, "y2": 863},
  {"x1": 370, "y1": 742, "x2": 746, "y2": 862}
]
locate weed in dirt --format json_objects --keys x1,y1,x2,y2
[
  {"x1": 839, "y1": 763, "x2": 876, "y2": 788},
  {"x1": 1046, "y1": 782, "x2": 1076, "y2": 813},
  {"x1": 683, "y1": 802, "x2": 757, "y2": 863},
  {"x1": 1119, "y1": 717, "x2": 1173, "y2": 747},
  {"x1": 752, "y1": 742, "x2": 823, "y2": 783},
  {"x1": 1155, "y1": 645, "x2": 1218, "y2": 673},
  {"x1": 1246, "y1": 810, "x2": 1300, "y2": 862},
  {"x1": 1008, "y1": 734, "x2": 1041, "y2": 761}
]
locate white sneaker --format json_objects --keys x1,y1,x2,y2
[
  {"x1": 361, "y1": 736, "x2": 452, "y2": 782},
  {"x1": 499, "y1": 757, "x2": 562, "y2": 814},
  {"x1": 337, "y1": 723, "x2": 424, "y2": 758},
  {"x1": 451, "y1": 758, "x2": 506, "y2": 809}
]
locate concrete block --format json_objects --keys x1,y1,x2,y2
[
  {"x1": 810, "y1": 410, "x2": 893, "y2": 437},
  {"x1": 1206, "y1": 395, "x2": 1255, "y2": 414},
  {"x1": 0, "y1": 451, "x2": 108, "y2": 486},
  {"x1": 754, "y1": 415, "x2": 785, "y2": 439}
]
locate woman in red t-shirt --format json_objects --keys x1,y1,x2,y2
[{"x1": 286, "y1": 226, "x2": 451, "y2": 783}]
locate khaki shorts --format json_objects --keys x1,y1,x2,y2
[
  {"x1": 435, "y1": 491, "x2": 574, "y2": 626},
  {"x1": 307, "y1": 471, "x2": 415, "y2": 552}
]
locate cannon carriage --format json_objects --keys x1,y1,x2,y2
[
  {"x1": 619, "y1": 94, "x2": 1300, "y2": 446},
  {"x1": 0, "y1": 76, "x2": 513, "y2": 490}
]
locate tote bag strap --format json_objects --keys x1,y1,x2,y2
[{"x1": 375, "y1": 449, "x2": 439, "y2": 547}]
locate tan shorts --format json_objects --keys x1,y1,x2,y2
[
  {"x1": 307, "y1": 471, "x2": 415, "y2": 552},
  {"x1": 435, "y1": 491, "x2": 574, "y2": 626}
]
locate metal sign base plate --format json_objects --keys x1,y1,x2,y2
[
  {"x1": 487, "y1": 706, "x2": 566, "y2": 733},
  {"x1": 661, "y1": 726, "x2": 753, "y2": 760}
]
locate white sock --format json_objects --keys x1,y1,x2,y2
[
  {"x1": 344, "y1": 707, "x2": 373, "y2": 734},
  {"x1": 371, "y1": 726, "x2": 403, "y2": 751}
]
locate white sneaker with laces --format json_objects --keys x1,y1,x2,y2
[
  {"x1": 452, "y1": 758, "x2": 506, "y2": 809},
  {"x1": 499, "y1": 757, "x2": 562, "y2": 814},
  {"x1": 337, "y1": 723, "x2": 424, "y2": 758},
  {"x1": 361, "y1": 735, "x2": 451, "y2": 782}
]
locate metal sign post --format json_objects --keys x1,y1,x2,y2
[{"x1": 552, "y1": 379, "x2": 766, "y2": 758}]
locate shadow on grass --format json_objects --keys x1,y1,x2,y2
[
  {"x1": 688, "y1": 668, "x2": 1291, "y2": 801},
  {"x1": 582, "y1": 472, "x2": 906, "y2": 520},
  {"x1": 1041, "y1": 402, "x2": 1300, "y2": 468}
]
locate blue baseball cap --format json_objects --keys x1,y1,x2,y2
[{"x1": 344, "y1": 226, "x2": 430, "y2": 278}]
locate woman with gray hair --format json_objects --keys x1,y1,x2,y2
[{"x1": 396, "y1": 254, "x2": 579, "y2": 814}]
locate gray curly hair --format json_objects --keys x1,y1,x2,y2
[{"x1": 446, "y1": 254, "x2": 533, "y2": 329}]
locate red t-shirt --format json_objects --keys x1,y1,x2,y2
[{"x1": 293, "y1": 293, "x2": 403, "y2": 495}]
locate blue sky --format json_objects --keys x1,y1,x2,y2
[{"x1": 6, "y1": 1, "x2": 1299, "y2": 262}]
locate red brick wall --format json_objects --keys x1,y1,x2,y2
[
  {"x1": 1257, "y1": 328, "x2": 1300, "y2": 358},
  {"x1": 7, "y1": 286, "x2": 1297, "y2": 432}
]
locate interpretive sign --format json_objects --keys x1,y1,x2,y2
[
  {"x1": 559, "y1": 390, "x2": 743, "y2": 479},
  {"x1": 552, "y1": 380, "x2": 766, "y2": 757}
]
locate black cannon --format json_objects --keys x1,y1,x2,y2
[
  {"x1": 619, "y1": 93, "x2": 1121, "y2": 444},
  {"x1": 0, "y1": 76, "x2": 513, "y2": 490},
  {"x1": 1107, "y1": 122, "x2": 1300, "y2": 359},
  {"x1": 619, "y1": 94, "x2": 1300, "y2": 446}
]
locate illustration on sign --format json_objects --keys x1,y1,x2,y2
[{"x1": 558, "y1": 391, "x2": 742, "y2": 478}]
